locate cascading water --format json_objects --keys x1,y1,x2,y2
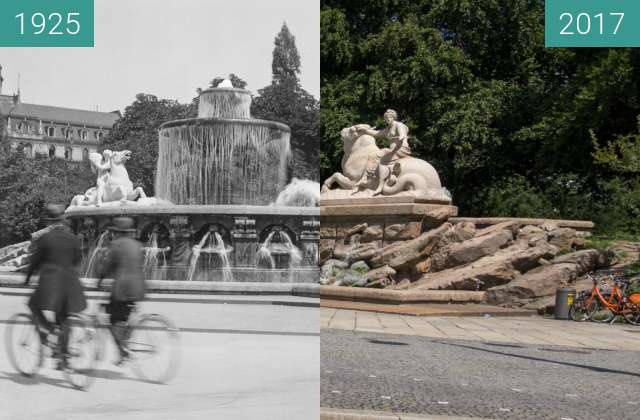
[
  {"x1": 274, "y1": 178, "x2": 320, "y2": 207},
  {"x1": 187, "y1": 231, "x2": 234, "y2": 281},
  {"x1": 280, "y1": 231, "x2": 302, "y2": 267},
  {"x1": 197, "y1": 88, "x2": 251, "y2": 119},
  {"x1": 84, "y1": 230, "x2": 109, "y2": 278},
  {"x1": 156, "y1": 85, "x2": 291, "y2": 206},
  {"x1": 256, "y1": 231, "x2": 277, "y2": 269},
  {"x1": 255, "y1": 229, "x2": 302, "y2": 271},
  {"x1": 187, "y1": 231, "x2": 210, "y2": 281},
  {"x1": 142, "y1": 231, "x2": 170, "y2": 280}
]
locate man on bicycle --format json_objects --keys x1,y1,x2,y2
[
  {"x1": 24, "y1": 204, "x2": 87, "y2": 369},
  {"x1": 97, "y1": 217, "x2": 146, "y2": 365}
]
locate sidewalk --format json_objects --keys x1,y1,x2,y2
[
  {"x1": 321, "y1": 408, "x2": 494, "y2": 420},
  {"x1": 321, "y1": 307, "x2": 640, "y2": 351},
  {"x1": 321, "y1": 299, "x2": 535, "y2": 317}
]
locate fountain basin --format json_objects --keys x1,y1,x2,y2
[
  {"x1": 66, "y1": 204, "x2": 320, "y2": 281},
  {"x1": 156, "y1": 118, "x2": 291, "y2": 206}
]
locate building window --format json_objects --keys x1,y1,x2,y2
[
  {"x1": 80, "y1": 130, "x2": 87, "y2": 140},
  {"x1": 48, "y1": 145, "x2": 56, "y2": 158},
  {"x1": 82, "y1": 148, "x2": 89, "y2": 161},
  {"x1": 65, "y1": 147, "x2": 72, "y2": 160},
  {"x1": 46, "y1": 127, "x2": 55, "y2": 137},
  {"x1": 25, "y1": 143, "x2": 32, "y2": 157}
]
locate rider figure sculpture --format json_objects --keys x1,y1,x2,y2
[
  {"x1": 91, "y1": 150, "x2": 113, "y2": 207},
  {"x1": 354, "y1": 109, "x2": 412, "y2": 195}
]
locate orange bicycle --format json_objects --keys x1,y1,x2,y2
[{"x1": 569, "y1": 274, "x2": 640, "y2": 325}]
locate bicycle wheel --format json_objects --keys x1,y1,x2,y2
[
  {"x1": 127, "y1": 314, "x2": 180, "y2": 384},
  {"x1": 4, "y1": 313, "x2": 43, "y2": 377},
  {"x1": 569, "y1": 295, "x2": 598, "y2": 322},
  {"x1": 62, "y1": 315, "x2": 98, "y2": 390},
  {"x1": 590, "y1": 299, "x2": 617, "y2": 323},
  {"x1": 623, "y1": 304, "x2": 640, "y2": 326}
]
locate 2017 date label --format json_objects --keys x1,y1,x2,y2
[{"x1": 546, "y1": 0, "x2": 640, "y2": 47}]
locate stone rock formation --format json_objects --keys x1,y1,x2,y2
[{"x1": 319, "y1": 218, "x2": 613, "y2": 306}]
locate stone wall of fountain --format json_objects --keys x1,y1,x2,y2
[{"x1": 65, "y1": 83, "x2": 319, "y2": 282}]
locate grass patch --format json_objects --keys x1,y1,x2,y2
[
  {"x1": 625, "y1": 262, "x2": 640, "y2": 277},
  {"x1": 584, "y1": 236, "x2": 614, "y2": 251}
]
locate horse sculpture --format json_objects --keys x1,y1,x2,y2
[
  {"x1": 321, "y1": 125, "x2": 451, "y2": 203},
  {"x1": 69, "y1": 150, "x2": 147, "y2": 207}
]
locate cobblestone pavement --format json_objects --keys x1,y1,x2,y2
[
  {"x1": 322, "y1": 308, "x2": 640, "y2": 351},
  {"x1": 321, "y1": 329, "x2": 640, "y2": 420}
]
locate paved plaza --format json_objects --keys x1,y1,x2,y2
[
  {"x1": 322, "y1": 308, "x2": 640, "y2": 351},
  {"x1": 321, "y1": 308, "x2": 640, "y2": 419},
  {"x1": 0, "y1": 288, "x2": 319, "y2": 420}
]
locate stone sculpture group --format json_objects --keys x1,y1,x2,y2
[
  {"x1": 321, "y1": 110, "x2": 450, "y2": 203},
  {"x1": 69, "y1": 149, "x2": 147, "y2": 207}
]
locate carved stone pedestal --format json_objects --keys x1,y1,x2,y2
[{"x1": 320, "y1": 196, "x2": 458, "y2": 260}]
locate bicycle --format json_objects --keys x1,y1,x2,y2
[
  {"x1": 88, "y1": 301, "x2": 180, "y2": 384},
  {"x1": 4, "y1": 312, "x2": 97, "y2": 390},
  {"x1": 569, "y1": 273, "x2": 640, "y2": 325}
]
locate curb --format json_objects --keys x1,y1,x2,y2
[
  {"x1": 0, "y1": 273, "x2": 319, "y2": 297},
  {"x1": 320, "y1": 299, "x2": 536, "y2": 317},
  {"x1": 321, "y1": 408, "x2": 495, "y2": 420},
  {"x1": 320, "y1": 286, "x2": 485, "y2": 304}
]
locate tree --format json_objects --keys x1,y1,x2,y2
[
  {"x1": 272, "y1": 23, "x2": 301, "y2": 84},
  {"x1": 100, "y1": 93, "x2": 196, "y2": 196},
  {"x1": 0, "y1": 143, "x2": 95, "y2": 246},
  {"x1": 320, "y1": 0, "x2": 640, "y2": 235},
  {"x1": 252, "y1": 23, "x2": 320, "y2": 181}
]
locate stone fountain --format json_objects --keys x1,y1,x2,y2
[{"x1": 64, "y1": 81, "x2": 320, "y2": 282}]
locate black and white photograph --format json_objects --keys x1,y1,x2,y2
[{"x1": 0, "y1": 1, "x2": 320, "y2": 419}]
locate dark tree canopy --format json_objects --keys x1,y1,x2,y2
[
  {"x1": 253, "y1": 22, "x2": 319, "y2": 181},
  {"x1": 320, "y1": 0, "x2": 640, "y2": 236},
  {"x1": 272, "y1": 22, "x2": 302, "y2": 84},
  {"x1": 0, "y1": 141, "x2": 95, "y2": 246},
  {"x1": 209, "y1": 74, "x2": 248, "y2": 89}
]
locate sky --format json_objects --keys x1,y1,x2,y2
[{"x1": 0, "y1": 0, "x2": 319, "y2": 113}]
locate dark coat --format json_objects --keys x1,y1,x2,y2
[
  {"x1": 26, "y1": 225, "x2": 87, "y2": 314},
  {"x1": 100, "y1": 237, "x2": 146, "y2": 302}
]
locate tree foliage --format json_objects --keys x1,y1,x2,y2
[
  {"x1": 208, "y1": 74, "x2": 248, "y2": 89},
  {"x1": 321, "y1": 0, "x2": 640, "y2": 235},
  {"x1": 253, "y1": 22, "x2": 320, "y2": 181},
  {"x1": 0, "y1": 142, "x2": 95, "y2": 246}
]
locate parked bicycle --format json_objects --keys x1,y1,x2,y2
[
  {"x1": 88, "y1": 301, "x2": 180, "y2": 384},
  {"x1": 4, "y1": 311, "x2": 97, "y2": 390},
  {"x1": 569, "y1": 273, "x2": 640, "y2": 325}
]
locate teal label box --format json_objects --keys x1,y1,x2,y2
[
  {"x1": 0, "y1": 0, "x2": 94, "y2": 47},
  {"x1": 546, "y1": 0, "x2": 640, "y2": 47}
]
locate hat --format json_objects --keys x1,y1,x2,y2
[
  {"x1": 108, "y1": 217, "x2": 137, "y2": 233},
  {"x1": 42, "y1": 204, "x2": 67, "y2": 222}
]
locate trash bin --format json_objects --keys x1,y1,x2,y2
[{"x1": 555, "y1": 287, "x2": 576, "y2": 320}]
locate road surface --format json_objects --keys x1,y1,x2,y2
[
  {"x1": 0, "y1": 288, "x2": 319, "y2": 420},
  {"x1": 322, "y1": 328, "x2": 640, "y2": 420}
]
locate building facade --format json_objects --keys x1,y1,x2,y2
[{"x1": 0, "y1": 65, "x2": 120, "y2": 161}]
